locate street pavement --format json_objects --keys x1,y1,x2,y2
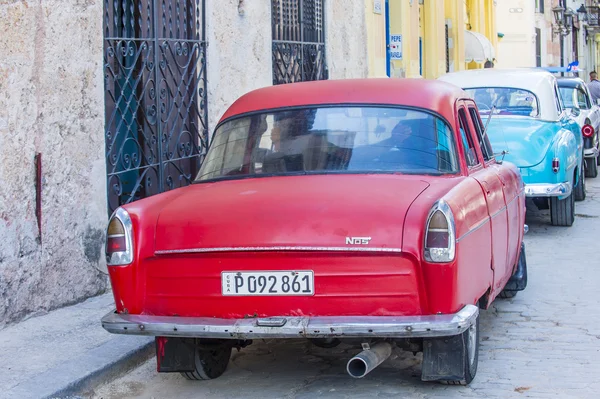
[{"x1": 89, "y1": 178, "x2": 600, "y2": 399}]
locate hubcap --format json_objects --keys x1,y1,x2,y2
[{"x1": 467, "y1": 322, "x2": 477, "y2": 366}]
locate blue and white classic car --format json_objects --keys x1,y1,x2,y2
[
  {"x1": 439, "y1": 69, "x2": 584, "y2": 226},
  {"x1": 557, "y1": 77, "x2": 600, "y2": 178}
]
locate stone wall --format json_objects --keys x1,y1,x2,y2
[
  {"x1": 206, "y1": 0, "x2": 369, "y2": 129},
  {"x1": 205, "y1": 0, "x2": 273, "y2": 131},
  {"x1": 0, "y1": 0, "x2": 369, "y2": 328},
  {"x1": 0, "y1": 0, "x2": 108, "y2": 328}
]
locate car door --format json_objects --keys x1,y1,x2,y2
[
  {"x1": 459, "y1": 102, "x2": 510, "y2": 291},
  {"x1": 467, "y1": 102, "x2": 521, "y2": 275}
]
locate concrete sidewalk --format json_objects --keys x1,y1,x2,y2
[{"x1": 0, "y1": 293, "x2": 154, "y2": 399}]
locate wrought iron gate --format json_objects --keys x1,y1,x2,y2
[
  {"x1": 272, "y1": 0, "x2": 327, "y2": 85},
  {"x1": 103, "y1": 0, "x2": 208, "y2": 215}
]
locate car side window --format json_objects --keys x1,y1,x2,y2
[
  {"x1": 577, "y1": 89, "x2": 590, "y2": 109},
  {"x1": 468, "y1": 107, "x2": 493, "y2": 162},
  {"x1": 458, "y1": 108, "x2": 479, "y2": 167},
  {"x1": 554, "y1": 84, "x2": 564, "y2": 114}
]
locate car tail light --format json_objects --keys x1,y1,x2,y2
[
  {"x1": 424, "y1": 200, "x2": 456, "y2": 263},
  {"x1": 106, "y1": 207, "x2": 134, "y2": 266},
  {"x1": 552, "y1": 158, "x2": 560, "y2": 173},
  {"x1": 582, "y1": 124, "x2": 594, "y2": 138}
]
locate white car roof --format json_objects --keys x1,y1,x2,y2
[{"x1": 438, "y1": 68, "x2": 560, "y2": 121}]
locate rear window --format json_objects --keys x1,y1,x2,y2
[
  {"x1": 558, "y1": 87, "x2": 576, "y2": 108},
  {"x1": 194, "y1": 106, "x2": 460, "y2": 182},
  {"x1": 465, "y1": 87, "x2": 539, "y2": 117}
]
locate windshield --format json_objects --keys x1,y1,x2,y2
[
  {"x1": 558, "y1": 87, "x2": 576, "y2": 108},
  {"x1": 464, "y1": 87, "x2": 539, "y2": 117},
  {"x1": 194, "y1": 106, "x2": 460, "y2": 182}
]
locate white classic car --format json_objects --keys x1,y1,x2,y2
[{"x1": 556, "y1": 77, "x2": 600, "y2": 178}]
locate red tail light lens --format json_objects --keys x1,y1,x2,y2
[
  {"x1": 552, "y1": 158, "x2": 560, "y2": 173},
  {"x1": 582, "y1": 124, "x2": 594, "y2": 138},
  {"x1": 106, "y1": 208, "x2": 134, "y2": 266},
  {"x1": 107, "y1": 218, "x2": 127, "y2": 254}
]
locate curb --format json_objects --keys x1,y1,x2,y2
[{"x1": 4, "y1": 336, "x2": 155, "y2": 399}]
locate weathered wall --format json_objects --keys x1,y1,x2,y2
[
  {"x1": 205, "y1": 0, "x2": 273, "y2": 131},
  {"x1": 0, "y1": 0, "x2": 108, "y2": 328},
  {"x1": 0, "y1": 0, "x2": 369, "y2": 327},
  {"x1": 326, "y1": 0, "x2": 369, "y2": 80},
  {"x1": 206, "y1": 0, "x2": 369, "y2": 130}
]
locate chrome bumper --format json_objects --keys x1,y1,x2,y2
[
  {"x1": 524, "y1": 182, "x2": 572, "y2": 197},
  {"x1": 584, "y1": 147, "x2": 599, "y2": 158},
  {"x1": 101, "y1": 305, "x2": 479, "y2": 339}
]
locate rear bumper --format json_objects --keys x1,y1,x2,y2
[
  {"x1": 524, "y1": 182, "x2": 572, "y2": 197},
  {"x1": 584, "y1": 146, "x2": 598, "y2": 158},
  {"x1": 101, "y1": 305, "x2": 478, "y2": 339}
]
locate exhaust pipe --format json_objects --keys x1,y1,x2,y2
[{"x1": 346, "y1": 342, "x2": 393, "y2": 378}]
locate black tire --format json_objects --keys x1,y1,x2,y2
[
  {"x1": 498, "y1": 290, "x2": 517, "y2": 299},
  {"x1": 550, "y1": 191, "x2": 575, "y2": 226},
  {"x1": 422, "y1": 311, "x2": 479, "y2": 385},
  {"x1": 574, "y1": 167, "x2": 586, "y2": 201},
  {"x1": 498, "y1": 242, "x2": 528, "y2": 299},
  {"x1": 573, "y1": 167, "x2": 586, "y2": 201},
  {"x1": 442, "y1": 313, "x2": 480, "y2": 386},
  {"x1": 181, "y1": 344, "x2": 232, "y2": 380},
  {"x1": 586, "y1": 157, "x2": 599, "y2": 178}
]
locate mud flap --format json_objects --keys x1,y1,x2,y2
[
  {"x1": 155, "y1": 337, "x2": 195, "y2": 373},
  {"x1": 504, "y1": 243, "x2": 527, "y2": 291},
  {"x1": 421, "y1": 333, "x2": 466, "y2": 381}
]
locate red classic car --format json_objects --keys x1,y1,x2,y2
[{"x1": 102, "y1": 78, "x2": 528, "y2": 385}]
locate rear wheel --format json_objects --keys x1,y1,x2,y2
[
  {"x1": 498, "y1": 242, "x2": 528, "y2": 299},
  {"x1": 586, "y1": 157, "x2": 599, "y2": 178},
  {"x1": 574, "y1": 167, "x2": 586, "y2": 201},
  {"x1": 422, "y1": 311, "x2": 479, "y2": 385},
  {"x1": 181, "y1": 344, "x2": 232, "y2": 380},
  {"x1": 550, "y1": 191, "x2": 575, "y2": 227}
]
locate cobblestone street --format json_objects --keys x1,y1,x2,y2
[{"x1": 90, "y1": 179, "x2": 600, "y2": 399}]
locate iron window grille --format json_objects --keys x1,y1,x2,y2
[
  {"x1": 103, "y1": 0, "x2": 208, "y2": 215},
  {"x1": 272, "y1": 0, "x2": 328, "y2": 85}
]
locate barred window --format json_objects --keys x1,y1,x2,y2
[{"x1": 272, "y1": 0, "x2": 327, "y2": 85}]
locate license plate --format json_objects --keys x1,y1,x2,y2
[{"x1": 221, "y1": 271, "x2": 314, "y2": 296}]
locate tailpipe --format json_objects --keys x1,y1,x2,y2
[{"x1": 346, "y1": 342, "x2": 393, "y2": 378}]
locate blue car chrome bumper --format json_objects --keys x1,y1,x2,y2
[{"x1": 524, "y1": 182, "x2": 572, "y2": 197}]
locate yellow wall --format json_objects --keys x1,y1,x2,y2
[
  {"x1": 445, "y1": 0, "x2": 466, "y2": 72},
  {"x1": 365, "y1": 1, "x2": 387, "y2": 77},
  {"x1": 365, "y1": 0, "x2": 496, "y2": 79}
]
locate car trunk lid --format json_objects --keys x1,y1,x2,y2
[{"x1": 154, "y1": 174, "x2": 430, "y2": 253}]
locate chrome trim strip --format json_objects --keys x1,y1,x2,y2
[
  {"x1": 524, "y1": 182, "x2": 572, "y2": 197},
  {"x1": 456, "y1": 217, "x2": 490, "y2": 243},
  {"x1": 155, "y1": 246, "x2": 402, "y2": 255},
  {"x1": 489, "y1": 205, "x2": 507, "y2": 220},
  {"x1": 101, "y1": 305, "x2": 479, "y2": 339},
  {"x1": 583, "y1": 147, "x2": 599, "y2": 158}
]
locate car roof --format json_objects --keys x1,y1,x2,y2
[
  {"x1": 438, "y1": 68, "x2": 561, "y2": 122},
  {"x1": 556, "y1": 77, "x2": 585, "y2": 89},
  {"x1": 218, "y1": 78, "x2": 468, "y2": 126}
]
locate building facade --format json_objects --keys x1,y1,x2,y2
[
  {"x1": 365, "y1": 0, "x2": 498, "y2": 79},
  {"x1": 496, "y1": 0, "x2": 600, "y2": 84},
  {"x1": 0, "y1": 0, "x2": 370, "y2": 327}
]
